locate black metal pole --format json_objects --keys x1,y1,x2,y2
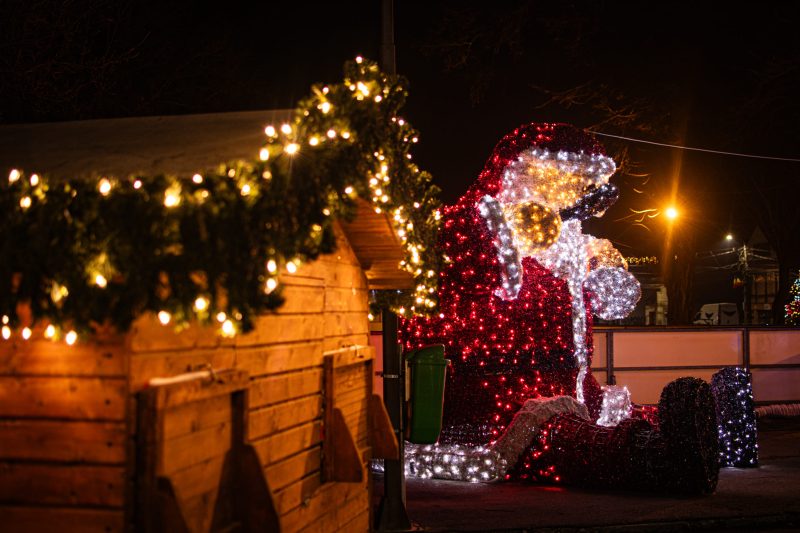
[
  {"x1": 377, "y1": 310, "x2": 411, "y2": 531},
  {"x1": 381, "y1": 0, "x2": 396, "y2": 75}
]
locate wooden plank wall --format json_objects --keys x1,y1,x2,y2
[
  {"x1": 126, "y1": 223, "x2": 373, "y2": 533},
  {"x1": 0, "y1": 336, "x2": 128, "y2": 533}
]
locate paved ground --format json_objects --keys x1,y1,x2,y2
[{"x1": 379, "y1": 417, "x2": 800, "y2": 532}]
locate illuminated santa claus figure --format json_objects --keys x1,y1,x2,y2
[{"x1": 401, "y1": 122, "x2": 640, "y2": 449}]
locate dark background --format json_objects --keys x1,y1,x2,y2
[{"x1": 2, "y1": 0, "x2": 798, "y2": 321}]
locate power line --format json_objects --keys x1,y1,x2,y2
[{"x1": 587, "y1": 130, "x2": 800, "y2": 163}]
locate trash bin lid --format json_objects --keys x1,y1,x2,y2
[{"x1": 407, "y1": 344, "x2": 446, "y2": 363}]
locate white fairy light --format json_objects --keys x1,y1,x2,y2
[
  {"x1": 44, "y1": 324, "x2": 56, "y2": 339},
  {"x1": 21, "y1": 327, "x2": 31, "y2": 340},
  {"x1": 157, "y1": 311, "x2": 171, "y2": 325},
  {"x1": 65, "y1": 330, "x2": 78, "y2": 345},
  {"x1": 98, "y1": 178, "x2": 112, "y2": 196},
  {"x1": 596, "y1": 385, "x2": 632, "y2": 427},
  {"x1": 192, "y1": 174, "x2": 204, "y2": 184},
  {"x1": 8, "y1": 169, "x2": 20, "y2": 183}
]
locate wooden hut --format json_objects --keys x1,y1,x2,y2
[{"x1": 0, "y1": 111, "x2": 406, "y2": 532}]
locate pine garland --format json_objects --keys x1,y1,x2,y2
[{"x1": 0, "y1": 58, "x2": 442, "y2": 341}]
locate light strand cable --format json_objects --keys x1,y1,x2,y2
[{"x1": 587, "y1": 130, "x2": 800, "y2": 162}]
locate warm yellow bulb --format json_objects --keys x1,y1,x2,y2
[
  {"x1": 284, "y1": 143, "x2": 300, "y2": 155},
  {"x1": 19, "y1": 196, "x2": 32, "y2": 209},
  {"x1": 192, "y1": 174, "x2": 203, "y2": 184},
  {"x1": 344, "y1": 186, "x2": 354, "y2": 195},
  {"x1": 341, "y1": 131, "x2": 350, "y2": 139},
  {"x1": 221, "y1": 319, "x2": 236, "y2": 338},
  {"x1": 265, "y1": 278, "x2": 278, "y2": 294},
  {"x1": 240, "y1": 184, "x2": 251, "y2": 196},
  {"x1": 265, "y1": 125, "x2": 276, "y2": 137},
  {"x1": 30, "y1": 174, "x2": 40, "y2": 186},
  {"x1": 133, "y1": 180, "x2": 142, "y2": 189},
  {"x1": 2, "y1": 326, "x2": 11, "y2": 340},
  {"x1": 309, "y1": 136, "x2": 320, "y2": 146},
  {"x1": 65, "y1": 330, "x2": 78, "y2": 345},
  {"x1": 44, "y1": 325, "x2": 56, "y2": 339},
  {"x1": 98, "y1": 178, "x2": 112, "y2": 196},
  {"x1": 280, "y1": 123, "x2": 292, "y2": 135},
  {"x1": 327, "y1": 129, "x2": 336, "y2": 139},
  {"x1": 216, "y1": 312, "x2": 227, "y2": 323},
  {"x1": 157, "y1": 311, "x2": 171, "y2": 325},
  {"x1": 286, "y1": 261, "x2": 297, "y2": 274},
  {"x1": 21, "y1": 327, "x2": 31, "y2": 340},
  {"x1": 259, "y1": 148, "x2": 270, "y2": 161},
  {"x1": 194, "y1": 297, "x2": 209, "y2": 312},
  {"x1": 95, "y1": 274, "x2": 108, "y2": 288},
  {"x1": 267, "y1": 259, "x2": 277, "y2": 273},
  {"x1": 8, "y1": 169, "x2": 20, "y2": 183},
  {"x1": 320, "y1": 102, "x2": 331, "y2": 114}
]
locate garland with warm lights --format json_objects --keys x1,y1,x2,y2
[
  {"x1": 0, "y1": 58, "x2": 442, "y2": 343},
  {"x1": 785, "y1": 276, "x2": 800, "y2": 325}
]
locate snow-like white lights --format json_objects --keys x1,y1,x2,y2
[
  {"x1": 477, "y1": 195, "x2": 522, "y2": 300},
  {"x1": 584, "y1": 267, "x2": 641, "y2": 320},
  {"x1": 597, "y1": 385, "x2": 632, "y2": 427}
]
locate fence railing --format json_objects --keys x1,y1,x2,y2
[{"x1": 593, "y1": 327, "x2": 800, "y2": 404}]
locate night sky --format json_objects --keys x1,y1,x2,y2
[{"x1": 2, "y1": 1, "x2": 799, "y2": 282}]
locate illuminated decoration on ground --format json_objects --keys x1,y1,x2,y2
[
  {"x1": 596, "y1": 385, "x2": 632, "y2": 427},
  {"x1": 541, "y1": 377, "x2": 719, "y2": 494},
  {"x1": 711, "y1": 367, "x2": 758, "y2": 467},
  {"x1": 401, "y1": 123, "x2": 719, "y2": 494},
  {"x1": 406, "y1": 395, "x2": 588, "y2": 482},
  {"x1": 0, "y1": 58, "x2": 442, "y2": 342},
  {"x1": 626, "y1": 256, "x2": 659, "y2": 266},
  {"x1": 785, "y1": 277, "x2": 800, "y2": 325}
]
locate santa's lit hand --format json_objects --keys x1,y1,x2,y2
[{"x1": 584, "y1": 267, "x2": 641, "y2": 320}]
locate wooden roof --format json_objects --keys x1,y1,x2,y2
[{"x1": 0, "y1": 110, "x2": 413, "y2": 289}]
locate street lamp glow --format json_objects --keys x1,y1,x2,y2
[
  {"x1": 665, "y1": 207, "x2": 678, "y2": 220},
  {"x1": 725, "y1": 233, "x2": 734, "y2": 241}
]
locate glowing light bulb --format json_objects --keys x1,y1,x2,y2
[
  {"x1": 665, "y1": 207, "x2": 678, "y2": 220},
  {"x1": 216, "y1": 312, "x2": 227, "y2": 323},
  {"x1": 95, "y1": 274, "x2": 108, "y2": 288},
  {"x1": 44, "y1": 325, "x2": 56, "y2": 339},
  {"x1": 265, "y1": 278, "x2": 278, "y2": 294},
  {"x1": 133, "y1": 180, "x2": 142, "y2": 189},
  {"x1": 259, "y1": 148, "x2": 270, "y2": 161},
  {"x1": 726, "y1": 233, "x2": 734, "y2": 241},
  {"x1": 221, "y1": 319, "x2": 236, "y2": 337},
  {"x1": 355, "y1": 56, "x2": 363, "y2": 63},
  {"x1": 265, "y1": 125, "x2": 276, "y2": 137},
  {"x1": 280, "y1": 123, "x2": 292, "y2": 135},
  {"x1": 19, "y1": 196, "x2": 31, "y2": 209},
  {"x1": 65, "y1": 330, "x2": 78, "y2": 345},
  {"x1": 164, "y1": 185, "x2": 181, "y2": 207},
  {"x1": 30, "y1": 174, "x2": 39, "y2": 186},
  {"x1": 8, "y1": 169, "x2": 20, "y2": 183},
  {"x1": 1, "y1": 326, "x2": 10, "y2": 340},
  {"x1": 286, "y1": 261, "x2": 297, "y2": 274},
  {"x1": 309, "y1": 136, "x2": 320, "y2": 146},
  {"x1": 21, "y1": 327, "x2": 31, "y2": 340},
  {"x1": 320, "y1": 102, "x2": 331, "y2": 114},
  {"x1": 192, "y1": 174, "x2": 203, "y2": 184},
  {"x1": 194, "y1": 297, "x2": 209, "y2": 312},
  {"x1": 341, "y1": 131, "x2": 351, "y2": 139},
  {"x1": 344, "y1": 186, "x2": 354, "y2": 195},
  {"x1": 327, "y1": 129, "x2": 336, "y2": 139},
  {"x1": 240, "y1": 184, "x2": 251, "y2": 196},
  {"x1": 98, "y1": 178, "x2": 112, "y2": 196},
  {"x1": 157, "y1": 311, "x2": 171, "y2": 325},
  {"x1": 284, "y1": 143, "x2": 300, "y2": 155},
  {"x1": 267, "y1": 259, "x2": 277, "y2": 273}
]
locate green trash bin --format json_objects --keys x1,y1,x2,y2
[{"x1": 406, "y1": 344, "x2": 449, "y2": 444}]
